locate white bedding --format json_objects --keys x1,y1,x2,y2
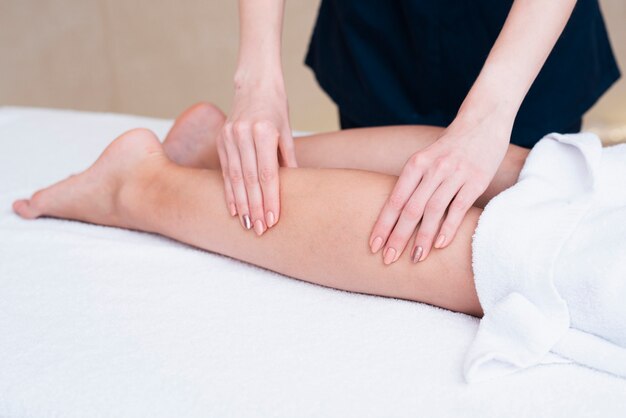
[{"x1": 1, "y1": 107, "x2": 625, "y2": 417}]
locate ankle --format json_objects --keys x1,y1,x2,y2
[{"x1": 115, "y1": 157, "x2": 165, "y2": 231}]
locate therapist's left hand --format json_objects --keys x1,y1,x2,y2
[{"x1": 369, "y1": 115, "x2": 511, "y2": 265}]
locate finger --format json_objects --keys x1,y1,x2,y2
[
  {"x1": 368, "y1": 162, "x2": 423, "y2": 256},
  {"x1": 253, "y1": 121, "x2": 281, "y2": 228},
  {"x1": 278, "y1": 127, "x2": 298, "y2": 168},
  {"x1": 383, "y1": 171, "x2": 444, "y2": 265},
  {"x1": 223, "y1": 125, "x2": 252, "y2": 230},
  {"x1": 411, "y1": 177, "x2": 464, "y2": 263},
  {"x1": 434, "y1": 182, "x2": 482, "y2": 250},
  {"x1": 216, "y1": 134, "x2": 237, "y2": 217},
  {"x1": 234, "y1": 122, "x2": 268, "y2": 235}
]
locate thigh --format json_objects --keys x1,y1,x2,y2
[{"x1": 295, "y1": 125, "x2": 530, "y2": 208}]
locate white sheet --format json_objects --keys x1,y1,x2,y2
[{"x1": 1, "y1": 107, "x2": 625, "y2": 417}]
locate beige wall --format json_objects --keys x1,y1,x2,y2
[{"x1": 1, "y1": 0, "x2": 625, "y2": 136}]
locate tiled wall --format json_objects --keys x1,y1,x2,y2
[{"x1": 1, "y1": 0, "x2": 625, "y2": 136}]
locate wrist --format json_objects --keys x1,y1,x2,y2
[
  {"x1": 233, "y1": 63, "x2": 285, "y2": 94},
  {"x1": 456, "y1": 62, "x2": 522, "y2": 129},
  {"x1": 454, "y1": 94, "x2": 516, "y2": 134}
]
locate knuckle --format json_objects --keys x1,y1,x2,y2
[
  {"x1": 451, "y1": 195, "x2": 470, "y2": 211},
  {"x1": 408, "y1": 154, "x2": 425, "y2": 170},
  {"x1": 388, "y1": 193, "x2": 406, "y2": 211},
  {"x1": 222, "y1": 122, "x2": 234, "y2": 135},
  {"x1": 403, "y1": 200, "x2": 423, "y2": 219},
  {"x1": 458, "y1": 160, "x2": 472, "y2": 173},
  {"x1": 243, "y1": 169, "x2": 258, "y2": 185},
  {"x1": 386, "y1": 231, "x2": 406, "y2": 246},
  {"x1": 232, "y1": 121, "x2": 249, "y2": 137},
  {"x1": 248, "y1": 202, "x2": 264, "y2": 214},
  {"x1": 426, "y1": 197, "x2": 446, "y2": 213},
  {"x1": 252, "y1": 120, "x2": 277, "y2": 138},
  {"x1": 416, "y1": 229, "x2": 432, "y2": 243},
  {"x1": 469, "y1": 181, "x2": 487, "y2": 196},
  {"x1": 377, "y1": 220, "x2": 395, "y2": 231},
  {"x1": 434, "y1": 158, "x2": 453, "y2": 173},
  {"x1": 229, "y1": 168, "x2": 243, "y2": 184},
  {"x1": 259, "y1": 167, "x2": 277, "y2": 183}
]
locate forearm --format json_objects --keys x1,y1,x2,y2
[
  {"x1": 234, "y1": 0, "x2": 286, "y2": 90},
  {"x1": 457, "y1": 0, "x2": 577, "y2": 125}
]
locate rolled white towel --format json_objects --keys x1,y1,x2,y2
[{"x1": 465, "y1": 132, "x2": 626, "y2": 382}]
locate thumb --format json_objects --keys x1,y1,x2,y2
[{"x1": 279, "y1": 129, "x2": 298, "y2": 168}]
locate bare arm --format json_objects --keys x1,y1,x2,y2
[
  {"x1": 235, "y1": 0, "x2": 285, "y2": 87},
  {"x1": 217, "y1": 0, "x2": 296, "y2": 236},
  {"x1": 371, "y1": 0, "x2": 577, "y2": 265},
  {"x1": 458, "y1": 0, "x2": 578, "y2": 124}
]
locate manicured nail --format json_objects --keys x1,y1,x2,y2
[
  {"x1": 254, "y1": 219, "x2": 266, "y2": 236},
  {"x1": 371, "y1": 236, "x2": 383, "y2": 253},
  {"x1": 412, "y1": 246, "x2": 423, "y2": 263},
  {"x1": 383, "y1": 247, "x2": 396, "y2": 265},
  {"x1": 266, "y1": 211, "x2": 276, "y2": 228},
  {"x1": 434, "y1": 234, "x2": 446, "y2": 249},
  {"x1": 229, "y1": 203, "x2": 237, "y2": 217},
  {"x1": 242, "y1": 214, "x2": 252, "y2": 230}
]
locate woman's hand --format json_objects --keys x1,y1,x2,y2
[
  {"x1": 369, "y1": 113, "x2": 512, "y2": 264},
  {"x1": 367, "y1": 0, "x2": 577, "y2": 265},
  {"x1": 220, "y1": 0, "x2": 293, "y2": 235},
  {"x1": 217, "y1": 79, "x2": 297, "y2": 235}
]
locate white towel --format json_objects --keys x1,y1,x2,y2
[{"x1": 466, "y1": 132, "x2": 626, "y2": 382}]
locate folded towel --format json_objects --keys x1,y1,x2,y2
[{"x1": 465, "y1": 132, "x2": 626, "y2": 382}]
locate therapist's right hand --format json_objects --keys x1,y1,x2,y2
[{"x1": 216, "y1": 79, "x2": 297, "y2": 236}]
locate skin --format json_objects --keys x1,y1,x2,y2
[
  {"x1": 219, "y1": 0, "x2": 296, "y2": 234},
  {"x1": 12, "y1": 103, "x2": 529, "y2": 318},
  {"x1": 372, "y1": 0, "x2": 578, "y2": 265},
  {"x1": 228, "y1": 0, "x2": 576, "y2": 264}
]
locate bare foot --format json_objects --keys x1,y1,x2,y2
[
  {"x1": 163, "y1": 102, "x2": 225, "y2": 169},
  {"x1": 13, "y1": 128, "x2": 166, "y2": 228}
]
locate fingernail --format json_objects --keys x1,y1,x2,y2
[
  {"x1": 371, "y1": 236, "x2": 383, "y2": 253},
  {"x1": 229, "y1": 203, "x2": 237, "y2": 217},
  {"x1": 383, "y1": 247, "x2": 396, "y2": 265},
  {"x1": 435, "y1": 234, "x2": 446, "y2": 249},
  {"x1": 242, "y1": 214, "x2": 252, "y2": 230},
  {"x1": 254, "y1": 219, "x2": 265, "y2": 236},
  {"x1": 412, "y1": 246, "x2": 423, "y2": 263},
  {"x1": 266, "y1": 211, "x2": 276, "y2": 228}
]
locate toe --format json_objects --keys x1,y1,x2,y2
[{"x1": 13, "y1": 199, "x2": 40, "y2": 219}]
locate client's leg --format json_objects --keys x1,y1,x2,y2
[
  {"x1": 13, "y1": 129, "x2": 483, "y2": 317},
  {"x1": 162, "y1": 103, "x2": 529, "y2": 207}
]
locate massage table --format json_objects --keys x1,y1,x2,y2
[{"x1": 1, "y1": 107, "x2": 624, "y2": 417}]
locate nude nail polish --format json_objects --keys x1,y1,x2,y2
[
  {"x1": 371, "y1": 236, "x2": 383, "y2": 253},
  {"x1": 383, "y1": 247, "x2": 396, "y2": 265},
  {"x1": 254, "y1": 219, "x2": 265, "y2": 236},
  {"x1": 412, "y1": 246, "x2": 423, "y2": 263},
  {"x1": 242, "y1": 214, "x2": 252, "y2": 230},
  {"x1": 266, "y1": 211, "x2": 276, "y2": 228},
  {"x1": 435, "y1": 234, "x2": 446, "y2": 249},
  {"x1": 229, "y1": 203, "x2": 237, "y2": 217}
]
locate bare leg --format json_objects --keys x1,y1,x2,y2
[
  {"x1": 13, "y1": 129, "x2": 485, "y2": 317},
  {"x1": 162, "y1": 103, "x2": 529, "y2": 207}
]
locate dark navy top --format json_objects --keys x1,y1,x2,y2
[{"x1": 305, "y1": 0, "x2": 620, "y2": 148}]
